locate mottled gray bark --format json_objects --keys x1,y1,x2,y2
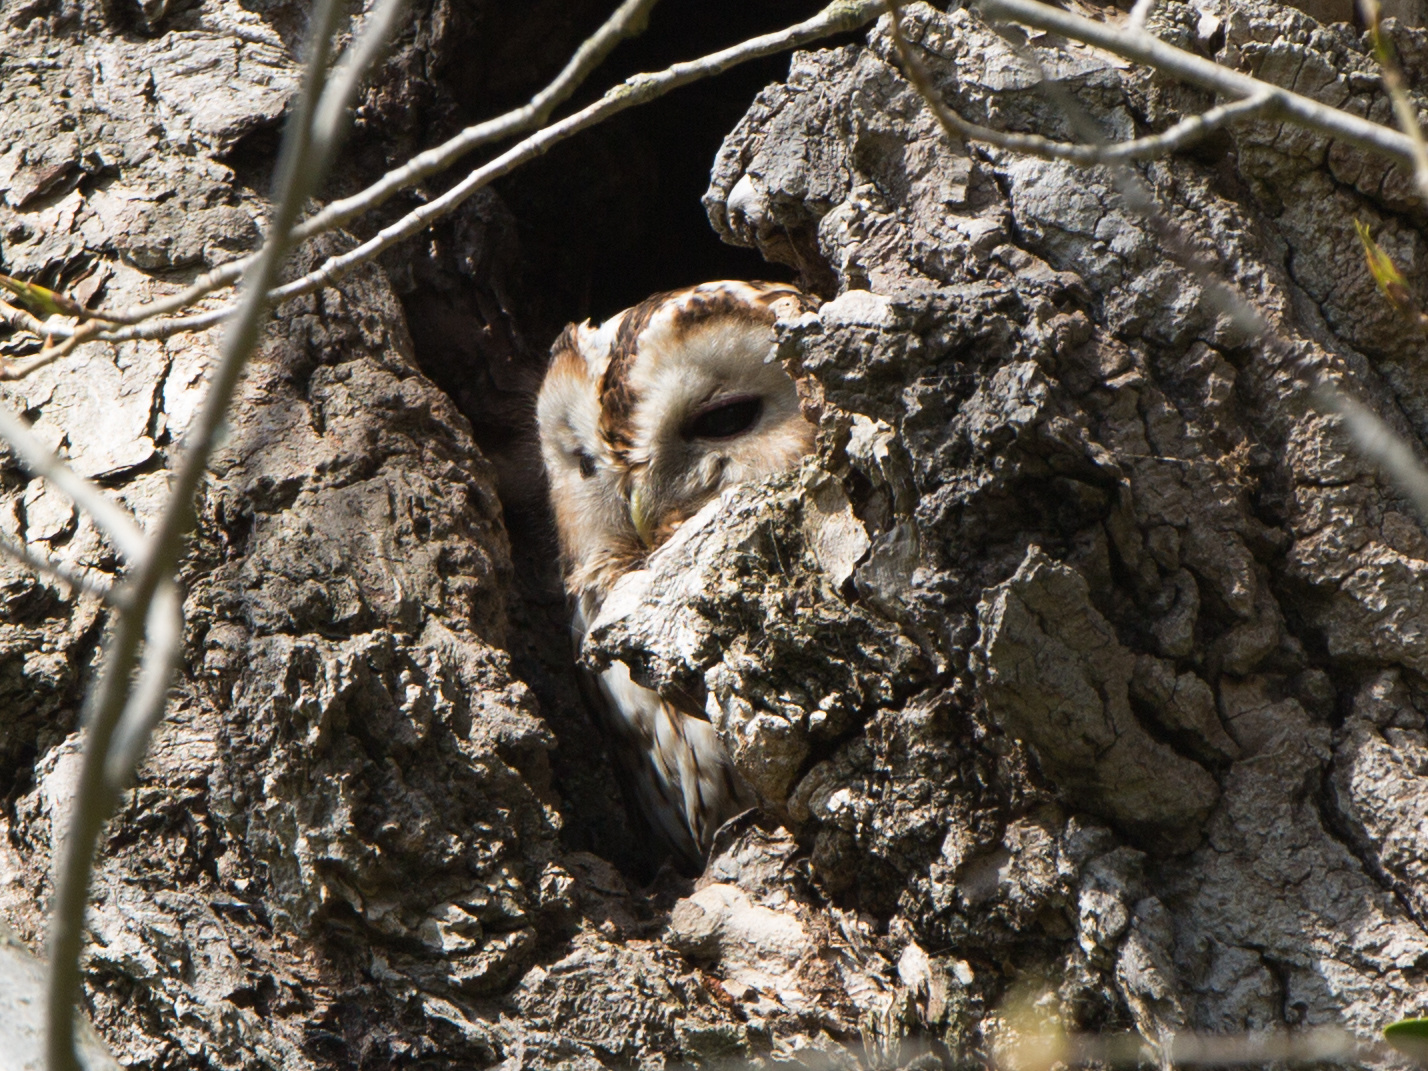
[
  {"x1": 2, "y1": 0, "x2": 1427, "y2": 1066},
  {"x1": 0, "y1": 0, "x2": 564, "y2": 1064},
  {"x1": 685, "y1": 0, "x2": 1428, "y2": 1060}
]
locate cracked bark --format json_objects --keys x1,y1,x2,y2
[{"x1": 3, "y1": 0, "x2": 1428, "y2": 1067}]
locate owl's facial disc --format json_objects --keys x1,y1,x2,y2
[
  {"x1": 627, "y1": 373, "x2": 810, "y2": 547},
  {"x1": 614, "y1": 288, "x2": 820, "y2": 551}
]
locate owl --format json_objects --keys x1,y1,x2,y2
[{"x1": 536, "y1": 280, "x2": 819, "y2": 867}]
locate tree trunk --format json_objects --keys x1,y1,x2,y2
[{"x1": 1, "y1": 0, "x2": 1426, "y2": 1066}]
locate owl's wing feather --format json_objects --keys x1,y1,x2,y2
[{"x1": 593, "y1": 660, "x2": 756, "y2": 868}]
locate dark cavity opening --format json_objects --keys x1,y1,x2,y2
[{"x1": 369, "y1": 0, "x2": 843, "y2": 878}]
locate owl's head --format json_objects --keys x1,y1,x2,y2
[
  {"x1": 613, "y1": 283, "x2": 816, "y2": 546},
  {"x1": 537, "y1": 281, "x2": 818, "y2": 593}
]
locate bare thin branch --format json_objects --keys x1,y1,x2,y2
[
  {"x1": 43, "y1": 0, "x2": 381, "y2": 1060},
  {"x1": 42, "y1": 596, "x2": 143, "y2": 1071},
  {"x1": 102, "y1": 581, "x2": 183, "y2": 791},
  {"x1": 1127, "y1": 0, "x2": 1159, "y2": 30},
  {"x1": 293, "y1": 0, "x2": 661, "y2": 245},
  {"x1": 0, "y1": 322, "x2": 101, "y2": 381},
  {"x1": 1360, "y1": 0, "x2": 1428, "y2": 202},
  {"x1": 0, "y1": 300, "x2": 51, "y2": 337},
  {"x1": 91, "y1": 0, "x2": 886, "y2": 347},
  {"x1": 1320, "y1": 387, "x2": 1428, "y2": 523},
  {"x1": 1103, "y1": 93, "x2": 1279, "y2": 159},
  {"x1": 91, "y1": 0, "x2": 661, "y2": 333},
  {"x1": 0, "y1": 405, "x2": 146, "y2": 561},
  {"x1": 0, "y1": 533, "x2": 114, "y2": 603},
  {"x1": 311, "y1": 0, "x2": 411, "y2": 159},
  {"x1": 24, "y1": 0, "x2": 1425, "y2": 358},
  {"x1": 973, "y1": 0, "x2": 1419, "y2": 169},
  {"x1": 887, "y1": 1, "x2": 1279, "y2": 164}
]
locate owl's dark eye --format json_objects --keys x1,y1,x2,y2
[
  {"x1": 684, "y1": 396, "x2": 763, "y2": 440},
  {"x1": 576, "y1": 450, "x2": 597, "y2": 479}
]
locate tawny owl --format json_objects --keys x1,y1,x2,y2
[{"x1": 537, "y1": 280, "x2": 819, "y2": 867}]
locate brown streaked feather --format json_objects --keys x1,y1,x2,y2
[
  {"x1": 544, "y1": 322, "x2": 590, "y2": 387},
  {"x1": 548, "y1": 320, "x2": 583, "y2": 362},
  {"x1": 599, "y1": 291, "x2": 670, "y2": 458},
  {"x1": 662, "y1": 280, "x2": 815, "y2": 343},
  {"x1": 666, "y1": 287, "x2": 774, "y2": 338},
  {"x1": 750, "y1": 280, "x2": 819, "y2": 315}
]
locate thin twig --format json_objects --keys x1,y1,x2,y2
[
  {"x1": 101, "y1": 580, "x2": 183, "y2": 791},
  {"x1": 1102, "y1": 93, "x2": 1279, "y2": 159},
  {"x1": 1320, "y1": 387, "x2": 1428, "y2": 523},
  {"x1": 1360, "y1": 0, "x2": 1428, "y2": 202},
  {"x1": 0, "y1": 300, "x2": 50, "y2": 337},
  {"x1": 0, "y1": 274, "x2": 143, "y2": 327},
  {"x1": 75, "y1": 0, "x2": 662, "y2": 336},
  {"x1": 886, "y1": 1, "x2": 1280, "y2": 164},
  {"x1": 0, "y1": 321, "x2": 101, "y2": 380},
  {"x1": 292, "y1": 0, "x2": 661, "y2": 245},
  {"x1": 973, "y1": 0, "x2": 1419, "y2": 168},
  {"x1": 42, "y1": 0, "x2": 388, "y2": 1060},
  {"x1": 310, "y1": 0, "x2": 412, "y2": 157},
  {"x1": 0, "y1": 533, "x2": 114, "y2": 603},
  {"x1": 21, "y1": 0, "x2": 1425, "y2": 355},
  {"x1": 1127, "y1": 0, "x2": 1159, "y2": 31},
  {"x1": 0, "y1": 405, "x2": 146, "y2": 561},
  {"x1": 89, "y1": 0, "x2": 886, "y2": 347},
  {"x1": 43, "y1": 585, "x2": 153, "y2": 1071}
]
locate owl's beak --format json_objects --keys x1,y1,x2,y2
[{"x1": 628, "y1": 484, "x2": 656, "y2": 547}]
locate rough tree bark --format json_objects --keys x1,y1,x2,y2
[{"x1": 2, "y1": 0, "x2": 1428, "y2": 1067}]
